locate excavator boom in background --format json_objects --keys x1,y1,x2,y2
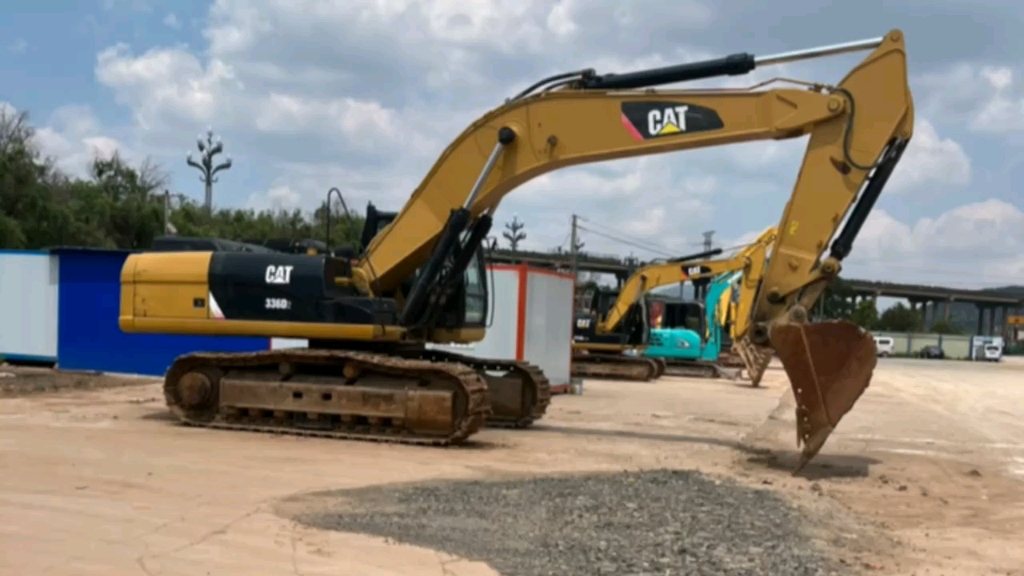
[
  {"x1": 572, "y1": 227, "x2": 777, "y2": 381},
  {"x1": 641, "y1": 228, "x2": 779, "y2": 379},
  {"x1": 119, "y1": 30, "x2": 913, "y2": 468},
  {"x1": 571, "y1": 245, "x2": 722, "y2": 381}
]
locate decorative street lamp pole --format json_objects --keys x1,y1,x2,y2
[{"x1": 186, "y1": 127, "x2": 232, "y2": 212}]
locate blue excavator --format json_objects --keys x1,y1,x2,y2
[{"x1": 644, "y1": 269, "x2": 745, "y2": 378}]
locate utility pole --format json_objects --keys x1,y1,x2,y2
[
  {"x1": 163, "y1": 189, "x2": 170, "y2": 234},
  {"x1": 690, "y1": 230, "x2": 715, "y2": 300},
  {"x1": 702, "y1": 230, "x2": 715, "y2": 251},
  {"x1": 570, "y1": 214, "x2": 579, "y2": 282}
]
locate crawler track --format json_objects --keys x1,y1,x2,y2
[
  {"x1": 570, "y1": 353, "x2": 660, "y2": 381},
  {"x1": 661, "y1": 359, "x2": 730, "y2": 379},
  {"x1": 716, "y1": 347, "x2": 747, "y2": 368},
  {"x1": 404, "y1": 349, "x2": 552, "y2": 428},
  {"x1": 163, "y1": 349, "x2": 490, "y2": 445}
]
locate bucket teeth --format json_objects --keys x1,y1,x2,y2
[{"x1": 768, "y1": 320, "x2": 877, "y2": 471}]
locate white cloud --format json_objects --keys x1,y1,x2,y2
[
  {"x1": 972, "y1": 66, "x2": 1024, "y2": 132},
  {"x1": 917, "y1": 63, "x2": 1024, "y2": 133},
  {"x1": 2, "y1": 101, "x2": 132, "y2": 179},
  {"x1": 8, "y1": 39, "x2": 27, "y2": 54},
  {"x1": 163, "y1": 13, "x2": 182, "y2": 29},
  {"x1": 844, "y1": 199, "x2": 1024, "y2": 288},
  {"x1": 246, "y1": 183, "x2": 301, "y2": 211},
  {"x1": 887, "y1": 119, "x2": 971, "y2": 194},
  {"x1": 95, "y1": 43, "x2": 240, "y2": 130}
]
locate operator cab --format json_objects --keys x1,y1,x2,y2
[
  {"x1": 352, "y1": 202, "x2": 487, "y2": 331},
  {"x1": 655, "y1": 299, "x2": 705, "y2": 332},
  {"x1": 573, "y1": 286, "x2": 648, "y2": 346}
]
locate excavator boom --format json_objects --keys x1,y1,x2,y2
[
  {"x1": 597, "y1": 227, "x2": 778, "y2": 336},
  {"x1": 571, "y1": 230, "x2": 776, "y2": 382}
]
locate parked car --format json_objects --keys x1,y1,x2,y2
[
  {"x1": 983, "y1": 343, "x2": 1003, "y2": 362},
  {"x1": 918, "y1": 345, "x2": 945, "y2": 359},
  {"x1": 873, "y1": 336, "x2": 895, "y2": 357}
]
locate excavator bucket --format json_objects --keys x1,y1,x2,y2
[{"x1": 768, "y1": 320, "x2": 877, "y2": 470}]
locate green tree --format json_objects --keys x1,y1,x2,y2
[
  {"x1": 848, "y1": 299, "x2": 879, "y2": 329},
  {"x1": 929, "y1": 319, "x2": 960, "y2": 334},
  {"x1": 818, "y1": 277, "x2": 855, "y2": 320},
  {"x1": 877, "y1": 302, "x2": 922, "y2": 332}
]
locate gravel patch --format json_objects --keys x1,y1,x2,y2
[{"x1": 288, "y1": 469, "x2": 846, "y2": 576}]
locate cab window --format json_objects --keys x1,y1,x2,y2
[{"x1": 463, "y1": 252, "x2": 486, "y2": 325}]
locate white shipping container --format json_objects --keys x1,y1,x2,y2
[
  {"x1": 0, "y1": 251, "x2": 60, "y2": 362},
  {"x1": 430, "y1": 264, "x2": 575, "y2": 389}
]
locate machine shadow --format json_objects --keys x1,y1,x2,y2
[
  {"x1": 535, "y1": 424, "x2": 880, "y2": 479},
  {"x1": 740, "y1": 447, "x2": 880, "y2": 479},
  {"x1": 139, "y1": 408, "x2": 506, "y2": 449},
  {"x1": 140, "y1": 409, "x2": 175, "y2": 421},
  {"x1": 536, "y1": 424, "x2": 743, "y2": 449}
]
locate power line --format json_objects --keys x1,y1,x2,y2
[
  {"x1": 575, "y1": 215, "x2": 681, "y2": 256},
  {"x1": 576, "y1": 225, "x2": 677, "y2": 258}
]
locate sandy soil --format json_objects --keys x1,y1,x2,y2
[{"x1": 1, "y1": 357, "x2": 1022, "y2": 575}]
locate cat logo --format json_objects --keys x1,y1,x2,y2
[
  {"x1": 620, "y1": 101, "x2": 724, "y2": 141},
  {"x1": 647, "y1": 105, "x2": 689, "y2": 136},
  {"x1": 265, "y1": 265, "x2": 294, "y2": 285},
  {"x1": 682, "y1": 266, "x2": 702, "y2": 277}
]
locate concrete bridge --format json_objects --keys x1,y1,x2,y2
[
  {"x1": 486, "y1": 249, "x2": 1023, "y2": 337},
  {"x1": 842, "y1": 279, "x2": 1021, "y2": 337}
]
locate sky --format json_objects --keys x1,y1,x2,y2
[{"x1": 2, "y1": 0, "x2": 1024, "y2": 294}]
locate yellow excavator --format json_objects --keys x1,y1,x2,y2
[
  {"x1": 571, "y1": 226, "x2": 777, "y2": 381},
  {"x1": 119, "y1": 30, "x2": 913, "y2": 468},
  {"x1": 570, "y1": 246, "x2": 723, "y2": 382}
]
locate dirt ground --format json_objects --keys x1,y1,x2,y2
[{"x1": 1, "y1": 357, "x2": 1022, "y2": 575}]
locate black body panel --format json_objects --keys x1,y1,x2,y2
[{"x1": 207, "y1": 252, "x2": 399, "y2": 325}]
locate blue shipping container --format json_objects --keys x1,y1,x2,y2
[{"x1": 54, "y1": 248, "x2": 269, "y2": 376}]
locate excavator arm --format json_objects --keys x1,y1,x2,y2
[
  {"x1": 725, "y1": 228, "x2": 782, "y2": 388},
  {"x1": 597, "y1": 226, "x2": 778, "y2": 335}
]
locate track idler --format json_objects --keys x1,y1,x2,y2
[{"x1": 768, "y1": 318, "x2": 877, "y2": 471}]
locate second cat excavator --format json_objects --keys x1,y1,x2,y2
[
  {"x1": 643, "y1": 227, "x2": 777, "y2": 379},
  {"x1": 118, "y1": 30, "x2": 913, "y2": 469},
  {"x1": 572, "y1": 227, "x2": 777, "y2": 381}
]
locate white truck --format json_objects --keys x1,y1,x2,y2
[
  {"x1": 971, "y1": 336, "x2": 1004, "y2": 362},
  {"x1": 873, "y1": 335, "x2": 895, "y2": 357}
]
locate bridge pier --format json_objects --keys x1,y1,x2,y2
[{"x1": 914, "y1": 299, "x2": 924, "y2": 328}]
